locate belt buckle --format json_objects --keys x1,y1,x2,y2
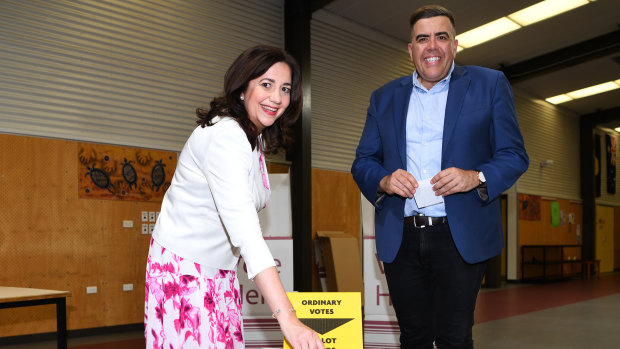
[{"x1": 414, "y1": 214, "x2": 429, "y2": 228}]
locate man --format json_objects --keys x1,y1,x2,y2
[{"x1": 351, "y1": 5, "x2": 529, "y2": 349}]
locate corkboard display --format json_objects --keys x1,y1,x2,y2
[
  {"x1": 0, "y1": 134, "x2": 173, "y2": 337},
  {"x1": 78, "y1": 142, "x2": 175, "y2": 201}
]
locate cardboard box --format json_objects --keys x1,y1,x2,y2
[{"x1": 314, "y1": 231, "x2": 363, "y2": 295}]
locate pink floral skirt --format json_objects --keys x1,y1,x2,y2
[{"x1": 145, "y1": 238, "x2": 244, "y2": 348}]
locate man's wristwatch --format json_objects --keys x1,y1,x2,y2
[{"x1": 477, "y1": 171, "x2": 486, "y2": 187}]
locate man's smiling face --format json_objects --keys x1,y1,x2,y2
[{"x1": 408, "y1": 15, "x2": 458, "y2": 90}]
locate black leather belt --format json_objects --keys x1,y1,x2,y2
[{"x1": 404, "y1": 215, "x2": 448, "y2": 228}]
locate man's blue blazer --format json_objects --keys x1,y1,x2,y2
[{"x1": 352, "y1": 65, "x2": 529, "y2": 264}]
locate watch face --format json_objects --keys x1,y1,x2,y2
[{"x1": 478, "y1": 171, "x2": 486, "y2": 182}]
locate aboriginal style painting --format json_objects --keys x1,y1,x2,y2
[
  {"x1": 519, "y1": 193, "x2": 541, "y2": 221},
  {"x1": 78, "y1": 142, "x2": 176, "y2": 201}
]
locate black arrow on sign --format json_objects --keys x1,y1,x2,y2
[{"x1": 298, "y1": 318, "x2": 355, "y2": 335}]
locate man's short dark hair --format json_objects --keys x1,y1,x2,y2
[{"x1": 409, "y1": 4, "x2": 456, "y2": 34}]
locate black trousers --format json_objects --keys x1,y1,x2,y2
[{"x1": 383, "y1": 223, "x2": 487, "y2": 349}]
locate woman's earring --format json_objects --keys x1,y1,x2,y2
[{"x1": 240, "y1": 95, "x2": 244, "y2": 101}]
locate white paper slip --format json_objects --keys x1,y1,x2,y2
[{"x1": 413, "y1": 178, "x2": 444, "y2": 208}]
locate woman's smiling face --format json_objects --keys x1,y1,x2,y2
[{"x1": 241, "y1": 61, "x2": 292, "y2": 132}]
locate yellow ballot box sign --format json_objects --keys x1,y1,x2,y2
[{"x1": 284, "y1": 292, "x2": 362, "y2": 349}]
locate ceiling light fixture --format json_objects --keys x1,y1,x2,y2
[
  {"x1": 456, "y1": 0, "x2": 596, "y2": 51},
  {"x1": 457, "y1": 17, "x2": 521, "y2": 49},
  {"x1": 508, "y1": 0, "x2": 591, "y2": 26},
  {"x1": 545, "y1": 79, "x2": 620, "y2": 105},
  {"x1": 546, "y1": 94, "x2": 573, "y2": 105}
]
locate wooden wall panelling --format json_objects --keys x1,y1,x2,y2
[
  {"x1": 265, "y1": 162, "x2": 290, "y2": 174},
  {"x1": 517, "y1": 197, "x2": 583, "y2": 279},
  {"x1": 0, "y1": 145, "x2": 372, "y2": 333},
  {"x1": 0, "y1": 134, "x2": 166, "y2": 337},
  {"x1": 595, "y1": 205, "x2": 615, "y2": 273}
]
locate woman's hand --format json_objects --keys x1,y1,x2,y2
[
  {"x1": 253, "y1": 267, "x2": 325, "y2": 349},
  {"x1": 276, "y1": 310, "x2": 324, "y2": 349}
]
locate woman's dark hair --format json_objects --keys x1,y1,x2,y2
[{"x1": 196, "y1": 45, "x2": 302, "y2": 154}]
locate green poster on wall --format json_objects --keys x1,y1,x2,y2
[{"x1": 550, "y1": 201, "x2": 560, "y2": 227}]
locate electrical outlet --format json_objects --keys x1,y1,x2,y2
[
  {"x1": 149, "y1": 211, "x2": 156, "y2": 222},
  {"x1": 141, "y1": 211, "x2": 148, "y2": 222},
  {"x1": 122, "y1": 220, "x2": 133, "y2": 228},
  {"x1": 149, "y1": 223, "x2": 155, "y2": 234},
  {"x1": 123, "y1": 283, "x2": 134, "y2": 291},
  {"x1": 86, "y1": 286, "x2": 97, "y2": 294},
  {"x1": 142, "y1": 223, "x2": 149, "y2": 234}
]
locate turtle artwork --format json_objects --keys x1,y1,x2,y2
[
  {"x1": 151, "y1": 159, "x2": 166, "y2": 191},
  {"x1": 121, "y1": 158, "x2": 138, "y2": 189},
  {"x1": 78, "y1": 142, "x2": 175, "y2": 201},
  {"x1": 85, "y1": 163, "x2": 115, "y2": 193}
]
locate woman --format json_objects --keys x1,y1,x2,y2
[{"x1": 145, "y1": 45, "x2": 324, "y2": 349}]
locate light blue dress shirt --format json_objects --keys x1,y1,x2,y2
[{"x1": 404, "y1": 62, "x2": 455, "y2": 217}]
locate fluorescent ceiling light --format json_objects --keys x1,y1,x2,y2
[
  {"x1": 508, "y1": 0, "x2": 590, "y2": 26},
  {"x1": 567, "y1": 82, "x2": 619, "y2": 98},
  {"x1": 546, "y1": 95, "x2": 573, "y2": 104},
  {"x1": 545, "y1": 79, "x2": 620, "y2": 105},
  {"x1": 457, "y1": 0, "x2": 596, "y2": 51},
  {"x1": 456, "y1": 17, "x2": 520, "y2": 48}
]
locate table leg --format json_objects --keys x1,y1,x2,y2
[{"x1": 56, "y1": 297, "x2": 68, "y2": 349}]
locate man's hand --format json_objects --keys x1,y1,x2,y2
[
  {"x1": 431, "y1": 168, "x2": 479, "y2": 196},
  {"x1": 379, "y1": 169, "x2": 418, "y2": 198}
]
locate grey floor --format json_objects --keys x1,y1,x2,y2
[{"x1": 473, "y1": 293, "x2": 620, "y2": 349}]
